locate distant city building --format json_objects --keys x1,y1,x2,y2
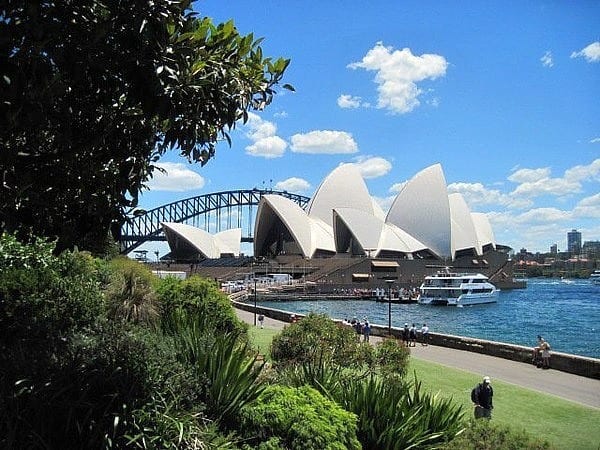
[
  {"x1": 583, "y1": 240, "x2": 600, "y2": 258},
  {"x1": 567, "y1": 229, "x2": 582, "y2": 255},
  {"x1": 550, "y1": 244, "x2": 557, "y2": 255}
]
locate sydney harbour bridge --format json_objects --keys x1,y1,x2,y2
[{"x1": 119, "y1": 189, "x2": 310, "y2": 254}]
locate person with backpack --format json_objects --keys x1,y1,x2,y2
[{"x1": 471, "y1": 376, "x2": 494, "y2": 419}]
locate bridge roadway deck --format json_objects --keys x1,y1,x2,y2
[{"x1": 234, "y1": 307, "x2": 600, "y2": 409}]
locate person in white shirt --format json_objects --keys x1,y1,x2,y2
[{"x1": 421, "y1": 323, "x2": 429, "y2": 346}]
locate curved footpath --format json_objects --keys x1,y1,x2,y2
[{"x1": 234, "y1": 307, "x2": 600, "y2": 409}]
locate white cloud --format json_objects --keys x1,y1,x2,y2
[
  {"x1": 590, "y1": 137, "x2": 600, "y2": 143},
  {"x1": 508, "y1": 167, "x2": 550, "y2": 183},
  {"x1": 244, "y1": 112, "x2": 288, "y2": 158},
  {"x1": 274, "y1": 110, "x2": 288, "y2": 118},
  {"x1": 246, "y1": 136, "x2": 287, "y2": 159},
  {"x1": 510, "y1": 178, "x2": 581, "y2": 197},
  {"x1": 570, "y1": 41, "x2": 600, "y2": 62},
  {"x1": 447, "y1": 182, "x2": 532, "y2": 209},
  {"x1": 507, "y1": 166, "x2": 580, "y2": 197},
  {"x1": 573, "y1": 193, "x2": 600, "y2": 218},
  {"x1": 564, "y1": 158, "x2": 600, "y2": 182},
  {"x1": 337, "y1": 94, "x2": 362, "y2": 109},
  {"x1": 427, "y1": 97, "x2": 440, "y2": 107},
  {"x1": 274, "y1": 177, "x2": 311, "y2": 193},
  {"x1": 512, "y1": 207, "x2": 571, "y2": 224},
  {"x1": 480, "y1": 159, "x2": 600, "y2": 251},
  {"x1": 148, "y1": 162, "x2": 205, "y2": 192},
  {"x1": 506, "y1": 159, "x2": 600, "y2": 198},
  {"x1": 290, "y1": 130, "x2": 358, "y2": 154},
  {"x1": 540, "y1": 50, "x2": 554, "y2": 67},
  {"x1": 348, "y1": 42, "x2": 448, "y2": 114},
  {"x1": 347, "y1": 156, "x2": 392, "y2": 179},
  {"x1": 246, "y1": 113, "x2": 277, "y2": 140},
  {"x1": 389, "y1": 181, "x2": 407, "y2": 194}
]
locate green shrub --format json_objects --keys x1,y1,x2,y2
[
  {"x1": 270, "y1": 313, "x2": 372, "y2": 368},
  {"x1": 165, "y1": 310, "x2": 264, "y2": 426},
  {"x1": 0, "y1": 234, "x2": 104, "y2": 339},
  {"x1": 240, "y1": 385, "x2": 361, "y2": 450},
  {"x1": 375, "y1": 337, "x2": 411, "y2": 379},
  {"x1": 156, "y1": 275, "x2": 246, "y2": 336},
  {"x1": 329, "y1": 375, "x2": 465, "y2": 450},
  {"x1": 105, "y1": 257, "x2": 159, "y2": 325},
  {"x1": 124, "y1": 391, "x2": 238, "y2": 449},
  {"x1": 443, "y1": 418, "x2": 554, "y2": 449},
  {"x1": 0, "y1": 234, "x2": 105, "y2": 384},
  {"x1": 1, "y1": 322, "x2": 162, "y2": 448}
]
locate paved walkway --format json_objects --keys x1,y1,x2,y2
[{"x1": 236, "y1": 308, "x2": 600, "y2": 409}]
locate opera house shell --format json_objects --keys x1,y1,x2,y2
[
  {"x1": 162, "y1": 222, "x2": 241, "y2": 260},
  {"x1": 254, "y1": 163, "x2": 496, "y2": 261}
]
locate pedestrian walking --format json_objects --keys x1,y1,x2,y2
[
  {"x1": 471, "y1": 376, "x2": 494, "y2": 419},
  {"x1": 257, "y1": 313, "x2": 264, "y2": 328},
  {"x1": 363, "y1": 321, "x2": 371, "y2": 342}
]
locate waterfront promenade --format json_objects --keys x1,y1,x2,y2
[{"x1": 234, "y1": 307, "x2": 600, "y2": 409}]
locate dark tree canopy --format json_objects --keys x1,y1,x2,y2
[{"x1": 0, "y1": 0, "x2": 291, "y2": 253}]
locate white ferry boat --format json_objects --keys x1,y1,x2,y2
[
  {"x1": 590, "y1": 270, "x2": 600, "y2": 285},
  {"x1": 419, "y1": 269, "x2": 499, "y2": 306}
]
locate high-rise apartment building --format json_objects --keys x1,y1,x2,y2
[
  {"x1": 583, "y1": 240, "x2": 600, "y2": 258},
  {"x1": 550, "y1": 243, "x2": 557, "y2": 254},
  {"x1": 567, "y1": 229, "x2": 582, "y2": 255}
]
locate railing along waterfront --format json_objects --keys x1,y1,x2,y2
[{"x1": 230, "y1": 300, "x2": 600, "y2": 380}]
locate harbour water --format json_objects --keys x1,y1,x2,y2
[{"x1": 253, "y1": 278, "x2": 600, "y2": 359}]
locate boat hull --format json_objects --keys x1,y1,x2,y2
[{"x1": 419, "y1": 291, "x2": 498, "y2": 306}]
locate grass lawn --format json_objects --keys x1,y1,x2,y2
[
  {"x1": 248, "y1": 326, "x2": 600, "y2": 450},
  {"x1": 248, "y1": 326, "x2": 279, "y2": 358},
  {"x1": 407, "y1": 358, "x2": 600, "y2": 450}
]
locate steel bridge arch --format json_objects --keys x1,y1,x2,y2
[{"x1": 119, "y1": 189, "x2": 310, "y2": 254}]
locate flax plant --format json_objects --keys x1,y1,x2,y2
[{"x1": 164, "y1": 310, "x2": 266, "y2": 427}]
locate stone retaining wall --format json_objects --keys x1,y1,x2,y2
[{"x1": 232, "y1": 300, "x2": 600, "y2": 379}]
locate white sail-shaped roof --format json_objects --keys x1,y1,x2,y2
[
  {"x1": 252, "y1": 163, "x2": 499, "y2": 261},
  {"x1": 254, "y1": 195, "x2": 314, "y2": 257},
  {"x1": 309, "y1": 217, "x2": 336, "y2": 255},
  {"x1": 333, "y1": 208, "x2": 384, "y2": 253},
  {"x1": 371, "y1": 198, "x2": 387, "y2": 220},
  {"x1": 307, "y1": 164, "x2": 374, "y2": 227},
  {"x1": 378, "y1": 223, "x2": 429, "y2": 256},
  {"x1": 162, "y1": 222, "x2": 241, "y2": 259},
  {"x1": 386, "y1": 164, "x2": 451, "y2": 258},
  {"x1": 334, "y1": 208, "x2": 428, "y2": 257},
  {"x1": 214, "y1": 228, "x2": 242, "y2": 256},
  {"x1": 449, "y1": 193, "x2": 480, "y2": 257},
  {"x1": 471, "y1": 212, "x2": 496, "y2": 251}
]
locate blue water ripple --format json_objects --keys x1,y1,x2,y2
[{"x1": 252, "y1": 278, "x2": 600, "y2": 358}]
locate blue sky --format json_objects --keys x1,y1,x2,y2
[{"x1": 138, "y1": 1, "x2": 599, "y2": 257}]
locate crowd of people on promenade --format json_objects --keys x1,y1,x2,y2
[{"x1": 338, "y1": 317, "x2": 430, "y2": 345}]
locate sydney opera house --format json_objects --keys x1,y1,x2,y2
[{"x1": 162, "y1": 163, "x2": 515, "y2": 288}]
